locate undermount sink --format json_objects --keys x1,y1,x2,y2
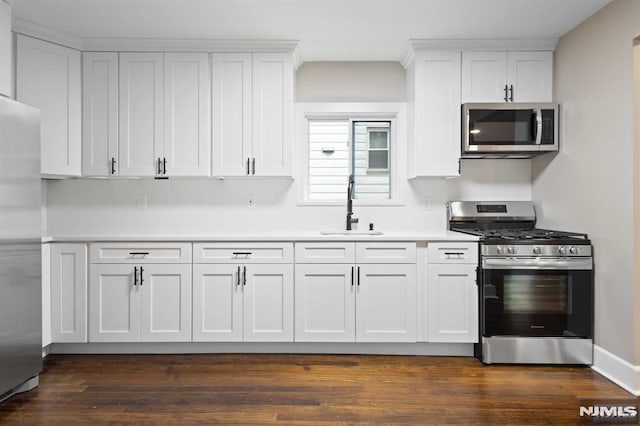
[{"x1": 320, "y1": 230, "x2": 384, "y2": 236}]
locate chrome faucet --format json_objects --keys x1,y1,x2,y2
[{"x1": 346, "y1": 174, "x2": 358, "y2": 230}]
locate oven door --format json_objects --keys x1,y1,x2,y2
[{"x1": 481, "y1": 257, "x2": 592, "y2": 338}]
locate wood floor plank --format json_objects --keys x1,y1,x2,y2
[{"x1": 0, "y1": 354, "x2": 635, "y2": 425}]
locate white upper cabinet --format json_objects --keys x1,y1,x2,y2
[
  {"x1": 211, "y1": 52, "x2": 294, "y2": 177},
  {"x1": 0, "y1": 0, "x2": 11, "y2": 97},
  {"x1": 251, "y1": 53, "x2": 293, "y2": 177},
  {"x1": 406, "y1": 50, "x2": 462, "y2": 178},
  {"x1": 462, "y1": 51, "x2": 553, "y2": 103},
  {"x1": 86, "y1": 52, "x2": 210, "y2": 177},
  {"x1": 211, "y1": 53, "x2": 252, "y2": 176},
  {"x1": 506, "y1": 51, "x2": 553, "y2": 102},
  {"x1": 163, "y1": 53, "x2": 210, "y2": 176},
  {"x1": 83, "y1": 52, "x2": 119, "y2": 176},
  {"x1": 118, "y1": 52, "x2": 164, "y2": 176},
  {"x1": 16, "y1": 35, "x2": 81, "y2": 176}
]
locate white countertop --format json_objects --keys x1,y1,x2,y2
[{"x1": 43, "y1": 230, "x2": 478, "y2": 243}]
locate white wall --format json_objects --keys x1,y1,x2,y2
[
  {"x1": 532, "y1": 0, "x2": 640, "y2": 365},
  {"x1": 297, "y1": 61, "x2": 406, "y2": 102}
]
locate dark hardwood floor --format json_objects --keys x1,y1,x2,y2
[{"x1": 0, "y1": 354, "x2": 634, "y2": 424}]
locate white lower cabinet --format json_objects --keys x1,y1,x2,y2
[
  {"x1": 426, "y1": 243, "x2": 478, "y2": 343},
  {"x1": 50, "y1": 243, "x2": 88, "y2": 343},
  {"x1": 88, "y1": 244, "x2": 192, "y2": 343},
  {"x1": 192, "y1": 243, "x2": 294, "y2": 342},
  {"x1": 295, "y1": 243, "x2": 417, "y2": 343},
  {"x1": 295, "y1": 264, "x2": 355, "y2": 342},
  {"x1": 356, "y1": 264, "x2": 416, "y2": 342}
]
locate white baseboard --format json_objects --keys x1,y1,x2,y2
[{"x1": 592, "y1": 345, "x2": 640, "y2": 396}]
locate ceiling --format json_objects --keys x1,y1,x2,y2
[{"x1": 13, "y1": 0, "x2": 612, "y2": 61}]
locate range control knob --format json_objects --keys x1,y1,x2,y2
[
  {"x1": 569, "y1": 246, "x2": 578, "y2": 255},
  {"x1": 507, "y1": 246, "x2": 517, "y2": 254},
  {"x1": 496, "y1": 246, "x2": 505, "y2": 254},
  {"x1": 558, "y1": 246, "x2": 566, "y2": 255},
  {"x1": 532, "y1": 246, "x2": 541, "y2": 255}
]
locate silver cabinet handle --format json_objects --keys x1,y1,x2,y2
[
  {"x1": 133, "y1": 266, "x2": 138, "y2": 286},
  {"x1": 139, "y1": 266, "x2": 144, "y2": 286},
  {"x1": 246, "y1": 158, "x2": 250, "y2": 175},
  {"x1": 243, "y1": 266, "x2": 247, "y2": 286},
  {"x1": 236, "y1": 266, "x2": 241, "y2": 287},
  {"x1": 503, "y1": 84, "x2": 508, "y2": 102},
  {"x1": 509, "y1": 84, "x2": 514, "y2": 102},
  {"x1": 351, "y1": 266, "x2": 354, "y2": 287},
  {"x1": 252, "y1": 158, "x2": 256, "y2": 175}
]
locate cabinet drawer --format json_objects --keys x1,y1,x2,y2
[
  {"x1": 295, "y1": 242, "x2": 355, "y2": 263},
  {"x1": 356, "y1": 243, "x2": 416, "y2": 264},
  {"x1": 90, "y1": 243, "x2": 192, "y2": 264},
  {"x1": 428, "y1": 243, "x2": 478, "y2": 264},
  {"x1": 193, "y1": 242, "x2": 293, "y2": 263}
]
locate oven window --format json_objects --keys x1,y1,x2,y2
[
  {"x1": 503, "y1": 275, "x2": 568, "y2": 314},
  {"x1": 469, "y1": 110, "x2": 535, "y2": 145}
]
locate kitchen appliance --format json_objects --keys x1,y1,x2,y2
[
  {"x1": 0, "y1": 96, "x2": 42, "y2": 402},
  {"x1": 461, "y1": 103, "x2": 558, "y2": 158},
  {"x1": 448, "y1": 201, "x2": 593, "y2": 365}
]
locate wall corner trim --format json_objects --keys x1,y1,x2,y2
[{"x1": 592, "y1": 345, "x2": 640, "y2": 396}]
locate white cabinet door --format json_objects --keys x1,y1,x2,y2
[
  {"x1": 211, "y1": 53, "x2": 252, "y2": 176},
  {"x1": 461, "y1": 51, "x2": 508, "y2": 103},
  {"x1": 50, "y1": 244, "x2": 87, "y2": 343},
  {"x1": 243, "y1": 264, "x2": 294, "y2": 342},
  {"x1": 426, "y1": 263, "x2": 478, "y2": 343},
  {"x1": 408, "y1": 50, "x2": 461, "y2": 178},
  {"x1": 295, "y1": 264, "x2": 355, "y2": 342},
  {"x1": 0, "y1": 0, "x2": 11, "y2": 97},
  {"x1": 251, "y1": 53, "x2": 293, "y2": 176},
  {"x1": 16, "y1": 35, "x2": 81, "y2": 176},
  {"x1": 356, "y1": 264, "x2": 416, "y2": 342},
  {"x1": 89, "y1": 264, "x2": 140, "y2": 342},
  {"x1": 119, "y1": 52, "x2": 163, "y2": 176},
  {"x1": 164, "y1": 53, "x2": 210, "y2": 176},
  {"x1": 192, "y1": 264, "x2": 243, "y2": 342},
  {"x1": 507, "y1": 51, "x2": 553, "y2": 102},
  {"x1": 139, "y1": 264, "x2": 192, "y2": 342},
  {"x1": 82, "y1": 52, "x2": 118, "y2": 176}
]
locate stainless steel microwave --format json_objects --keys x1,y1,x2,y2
[{"x1": 462, "y1": 103, "x2": 558, "y2": 158}]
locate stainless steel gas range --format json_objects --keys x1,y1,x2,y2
[{"x1": 448, "y1": 201, "x2": 593, "y2": 365}]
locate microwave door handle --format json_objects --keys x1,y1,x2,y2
[{"x1": 536, "y1": 108, "x2": 543, "y2": 145}]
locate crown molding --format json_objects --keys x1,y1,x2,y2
[
  {"x1": 82, "y1": 37, "x2": 299, "y2": 54},
  {"x1": 12, "y1": 18, "x2": 83, "y2": 50},
  {"x1": 400, "y1": 38, "x2": 558, "y2": 68}
]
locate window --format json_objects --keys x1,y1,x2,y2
[
  {"x1": 308, "y1": 119, "x2": 391, "y2": 201},
  {"x1": 297, "y1": 102, "x2": 405, "y2": 205}
]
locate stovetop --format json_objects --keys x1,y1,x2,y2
[
  {"x1": 451, "y1": 226, "x2": 591, "y2": 245},
  {"x1": 447, "y1": 201, "x2": 591, "y2": 246}
]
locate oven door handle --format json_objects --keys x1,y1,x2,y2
[{"x1": 482, "y1": 257, "x2": 592, "y2": 271}]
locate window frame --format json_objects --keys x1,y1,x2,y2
[
  {"x1": 364, "y1": 125, "x2": 390, "y2": 172},
  {"x1": 296, "y1": 102, "x2": 406, "y2": 206}
]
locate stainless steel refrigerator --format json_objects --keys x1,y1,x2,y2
[{"x1": 0, "y1": 96, "x2": 41, "y2": 402}]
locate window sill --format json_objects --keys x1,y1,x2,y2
[{"x1": 297, "y1": 200, "x2": 406, "y2": 207}]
